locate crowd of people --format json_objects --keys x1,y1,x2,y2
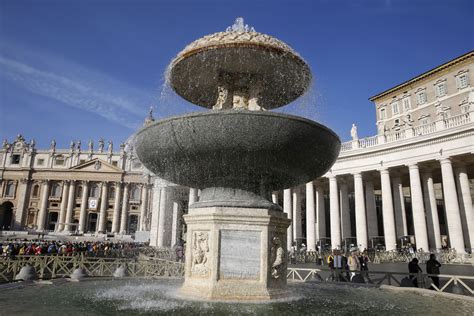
[
  {"x1": 326, "y1": 248, "x2": 370, "y2": 283},
  {"x1": 0, "y1": 239, "x2": 145, "y2": 258}
]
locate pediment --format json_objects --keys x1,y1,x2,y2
[{"x1": 70, "y1": 158, "x2": 123, "y2": 173}]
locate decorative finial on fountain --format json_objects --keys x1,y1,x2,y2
[
  {"x1": 144, "y1": 106, "x2": 155, "y2": 126},
  {"x1": 226, "y1": 17, "x2": 255, "y2": 32}
]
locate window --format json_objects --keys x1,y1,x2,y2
[
  {"x1": 419, "y1": 116, "x2": 430, "y2": 125},
  {"x1": 391, "y1": 102, "x2": 399, "y2": 115},
  {"x1": 10, "y1": 154, "x2": 20, "y2": 165},
  {"x1": 416, "y1": 91, "x2": 427, "y2": 105},
  {"x1": 460, "y1": 102, "x2": 470, "y2": 114},
  {"x1": 76, "y1": 186, "x2": 83, "y2": 198},
  {"x1": 109, "y1": 187, "x2": 116, "y2": 199},
  {"x1": 32, "y1": 184, "x2": 40, "y2": 198},
  {"x1": 456, "y1": 71, "x2": 469, "y2": 89},
  {"x1": 54, "y1": 158, "x2": 65, "y2": 166},
  {"x1": 403, "y1": 97, "x2": 411, "y2": 111},
  {"x1": 435, "y1": 81, "x2": 447, "y2": 97},
  {"x1": 36, "y1": 158, "x2": 45, "y2": 166},
  {"x1": 50, "y1": 182, "x2": 61, "y2": 197},
  {"x1": 130, "y1": 185, "x2": 141, "y2": 200},
  {"x1": 89, "y1": 183, "x2": 99, "y2": 198},
  {"x1": 379, "y1": 108, "x2": 386, "y2": 120},
  {"x1": 5, "y1": 181, "x2": 16, "y2": 197}
]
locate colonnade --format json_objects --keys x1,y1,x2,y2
[
  {"x1": 29, "y1": 180, "x2": 149, "y2": 234},
  {"x1": 278, "y1": 157, "x2": 473, "y2": 254}
]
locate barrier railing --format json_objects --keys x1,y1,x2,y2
[
  {"x1": 0, "y1": 255, "x2": 184, "y2": 282},
  {"x1": 286, "y1": 267, "x2": 474, "y2": 296}
]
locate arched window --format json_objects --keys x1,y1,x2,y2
[
  {"x1": 32, "y1": 184, "x2": 40, "y2": 198},
  {"x1": 5, "y1": 181, "x2": 16, "y2": 197},
  {"x1": 130, "y1": 185, "x2": 141, "y2": 200},
  {"x1": 109, "y1": 186, "x2": 116, "y2": 199},
  {"x1": 50, "y1": 182, "x2": 61, "y2": 197},
  {"x1": 89, "y1": 183, "x2": 99, "y2": 198},
  {"x1": 76, "y1": 185, "x2": 83, "y2": 198}
]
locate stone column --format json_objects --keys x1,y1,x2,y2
[
  {"x1": 305, "y1": 182, "x2": 316, "y2": 251},
  {"x1": 353, "y1": 172, "x2": 368, "y2": 250},
  {"x1": 455, "y1": 165, "x2": 474, "y2": 249},
  {"x1": 272, "y1": 191, "x2": 278, "y2": 204},
  {"x1": 13, "y1": 179, "x2": 30, "y2": 230},
  {"x1": 139, "y1": 184, "x2": 148, "y2": 231},
  {"x1": 422, "y1": 172, "x2": 442, "y2": 249},
  {"x1": 64, "y1": 180, "x2": 76, "y2": 232},
  {"x1": 157, "y1": 186, "x2": 169, "y2": 247},
  {"x1": 78, "y1": 181, "x2": 89, "y2": 233},
  {"x1": 315, "y1": 184, "x2": 326, "y2": 242},
  {"x1": 171, "y1": 201, "x2": 180, "y2": 246},
  {"x1": 283, "y1": 188, "x2": 293, "y2": 249},
  {"x1": 98, "y1": 182, "x2": 108, "y2": 233},
  {"x1": 329, "y1": 175, "x2": 341, "y2": 249},
  {"x1": 392, "y1": 175, "x2": 408, "y2": 237},
  {"x1": 292, "y1": 187, "x2": 302, "y2": 244},
  {"x1": 189, "y1": 188, "x2": 198, "y2": 207},
  {"x1": 37, "y1": 180, "x2": 50, "y2": 231},
  {"x1": 408, "y1": 164, "x2": 429, "y2": 251},
  {"x1": 111, "y1": 182, "x2": 122, "y2": 234},
  {"x1": 120, "y1": 183, "x2": 130, "y2": 234},
  {"x1": 380, "y1": 168, "x2": 397, "y2": 251},
  {"x1": 339, "y1": 181, "x2": 351, "y2": 241},
  {"x1": 57, "y1": 180, "x2": 70, "y2": 232},
  {"x1": 439, "y1": 158, "x2": 465, "y2": 253},
  {"x1": 149, "y1": 181, "x2": 162, "y2": 247},
  {"x1": 365, "y1": 178, "x2": 378, "y2": 241}
]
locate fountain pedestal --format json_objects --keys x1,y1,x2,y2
[{"x1": 180, "y1": 206, "x2": 290, "y2": 300}]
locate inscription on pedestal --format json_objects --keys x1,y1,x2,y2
[{"x1": 219, "y1": 230, "x2": 261, "y2": 280}]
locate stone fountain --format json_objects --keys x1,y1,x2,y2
[{"x1": 135, "y1": 18, "x2": 340, "y2": 300}]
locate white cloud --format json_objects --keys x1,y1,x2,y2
[{"x1": 0, "y1": 55, "x2": 151, "y2": 129}]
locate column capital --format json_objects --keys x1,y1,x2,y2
[
  {"x1": 19, "y1": 178, "x2": 30, "y2": 184},
  {"x1": 81, "y1": 180, "x2": 90, "y2": 185},
  {"x1": 352, "y1": 172, "x2": 363, "y2": 178},
  {"x1": 406, "y1": 163, "x2": 419, "y2": 169},
  {"x1": 378, "y1": 167, "x2": 390, "y2": 174},
  {"x1": 438, "y1": 157, "x2": 452, "y2": 165}
]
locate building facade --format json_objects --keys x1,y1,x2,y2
[{"x1": 1, "y1": 52, "x2": 473, "y2": 253}]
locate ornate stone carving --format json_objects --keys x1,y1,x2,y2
[
  {"x1": 191, "y1": 231, "x2": 210, "y2": 276},
  {"x1": 270, "y1": 236, "x2": 285, "y2": 279}
]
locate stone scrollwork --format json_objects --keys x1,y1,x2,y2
[
  {"x1": 191, "y1": 231, "x2": 210, "y2": 276},
  {"x1": 270, "y1": 235, "x2": 285, "y2": 279}
]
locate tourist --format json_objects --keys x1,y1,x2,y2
[
  {"x1": 408, "y1": 258, "x2": 422, "y2": 287},
  {"x1": 426, "y1": 254, "x2": 442, "y2": 289},
  {"x1": 332, "y1": 249, "x2": 346, "y2": 281},
  {"x1": 348, "y1": 248, "x2": 360, "y2": 281}
]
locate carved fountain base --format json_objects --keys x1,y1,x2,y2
[{"x1": 180, "y1": 206, "x2": 291, "y2": 300}]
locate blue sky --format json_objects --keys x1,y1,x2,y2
[{"x1": 0, "y1": 0, "x2": 473, "y2": 148}]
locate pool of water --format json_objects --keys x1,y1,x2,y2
[{"x1": 1, "y1": 278, "x2": 472, "y2": 315}]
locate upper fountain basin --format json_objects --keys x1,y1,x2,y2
[
  {"x1": 135, "y1": 110, "x2": 340, "y2": 193},
  {"x1": 169, "y1": 31, "x2": 311, "y2": 109}
]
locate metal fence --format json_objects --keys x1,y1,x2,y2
[
  {"x1": 0, "y1": 255, "x2": 184, "y2": 282},
  {"x1": 287, "y1": 267, "x2": 474, "y2": 296}
]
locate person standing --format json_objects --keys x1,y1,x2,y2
[
  {"x1": 408, "y1": 258, "x2": 423, "y2": 287},
  {"x1": 426, "y1": 254, "x2": 442, "y2": 289},
  {"x1": 348, "y1": 249, "x2": 361, "y2": 281}
]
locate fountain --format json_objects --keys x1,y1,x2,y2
[{"x1": 134, "y1": 17, "x2": 340, "y2": 300}]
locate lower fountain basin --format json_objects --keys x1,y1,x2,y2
[
  {"x1": 1, "y1": 279, "x2": 473, "y2": 314},
  {"x1": 135, "y1": 110, "x2": 340, "y2": 195}
]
